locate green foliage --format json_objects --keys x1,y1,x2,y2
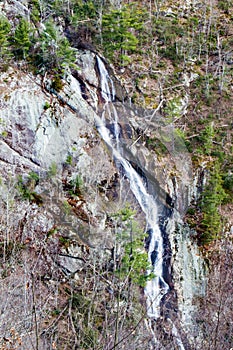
[
  {"x1": 187, "y1": 207, "x2": 196, "y2": 215},
  {"x1": 118, "y1": 235, "x2": 154, "y2": 287},
  {"x1": 200, "y1": 162, "x2": 227, "y2": 244},
  {"x1": 31, "y1": 20, "x2": 76, "y2": 74},
  {"x1": 195, "y1": 123, "x2": 217, "y2": 157},
  {"x1": 174, "y1": 128, "x2": 186, "y2": 141},
  {"x1": 13, "y1": 18, "x2": 31, "y2": 59},
  {"x1": 113, "y1": 204, "x2": 136, "y2": 222},
  {"x1": 56, "y1": 36, "x2": 77, "y2": 71},
  {"x1": 16, "y1": 173, "x2": 43, "y2": 205},
  {"x1": 0, "y1": 16, "x2": 11, "y2": 50},
  {"x1": 59, "y1": 235, "x2": 71, "y2": 249},
  {"x1": 146, "y1": 136, "x2": 169, "y2": 156},
  {"x1": 62, "y1": 200, "x2": 72, "y2": 215},
  {"x1": 113, "y1": 204, "x2": 153, "y2": 287},
  {"x1": 62, "y1": 174, "x2": 84, "y2": 197},
  {"x1": 71, "y1": 0, "x2": 97, "y2": 23},
  {"x1": 44, "y1": 101, "x2": 51, "y2": 110},
  {"x1": 164, "y1": 97, "x2": 182, "y2": 122},
  {"x1": 200, "y1": 124, "x2": 215, "y2": 155},
  {"x1": 28, "y1": 0, "x2": 41, "y2": 23},
  {"x1": 102, "y1": 4, "x2": 145, "y2": 64},
  {"x1": 28, "y1": 171, "x2": 40, "y2": 183},
  {"x1": 51, "y1": 75, "x2": 64, "y2": 92},
  {"x1": 68, "y1": 175, "x2": 83, "y2": 196},
  {"x1": 65, "y1": 154, "x2": 73, "y2": 165},
  {"x1": 153, "y1": 18, "x2": 184, "y2": 63},
  {"x1": 1, "y1": 130, "x2": 8, "y2": 138},
  {"x1": 0, "y1": 16, "x2": 11, "y2": 66},
  {"x1": 217, "y1": 0, "x2": 231, "y2": 13},
  {"x1": 46, "y1": 226, "x2": 58, "y2": 239},
  {"x1": 47, "y1": 162, "x2": 57, "y2": 177},
  {"x1": 222, "y1": 172, "x2": 233, "y2": 200},
  {"x1": 16, "y1": 175, "x2": 33, "y2": 200}
]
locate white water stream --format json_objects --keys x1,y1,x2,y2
[{"x1": 96, "y1": 56, "x2": 169, "y2": 318}]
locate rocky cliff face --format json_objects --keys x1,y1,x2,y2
[{"x1": 0, "y1": 51, "x2": 208, "y2": 348}]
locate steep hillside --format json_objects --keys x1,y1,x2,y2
[{"x1": 0, "y1": 1, "x2": 232, "y2": 349}]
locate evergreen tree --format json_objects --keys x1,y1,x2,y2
[
  {"x1": 56, "y1": 37, "x2": 77, "y2": 71},
  {"x1": 113, "y1": 205, "x2": 154, "y2": 287},
  {"x1": 28, "y1": 0, "x2": 41, "y2": 23},
  {"x1": 33, "y1": 20, "x2": 76, "y2": 74},
  {"x1": 102, "y1": 4, "x2": 145, "y2": 64},
  {"x1": 0, "y1": 16, "x2": 10, "y2": 49},
  {"x1": 0, "y1": 16, "x2": 11, "y2": 64},
  {"x1": 71, "y1": 0, "x2": 97, "y2": 21},
  {"x1": 200, "y1": 161, "x2": 227, "y2": 243},
  {"x1": 201, "y1": 123, "x2": 215, "y2": 155},
  {"x1": 13, "y1": 19, "x2": 31, "y2": 59}
]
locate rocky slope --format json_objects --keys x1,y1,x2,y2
[
  {"x1": 0, "y1": 0, "x2": 232, "y2": 349},
  {"x1": 0, "y1": 49, "x2": 210, "y2": 349}
]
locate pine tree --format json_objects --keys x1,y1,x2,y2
[
  {"x1": 56, "y1": 37, "x2": 76, "y2": 71},
  {"x1": 33, "y1": 20, "x2": 76, "y2": 74},
  {"x1": 0, "y1": 16, "x2": 10, "y2": 48},
  {"x1": 112, "y1": 205, "x2": 154, "y2": 287},
  {"x1": 200, "y1": 161, "x2": 227, "y2": 243},
  {"x1": 102, "y1": 4, "x2": 145, "y2": 64},
  {"x1": 13, "y1": 19, "x2": 31, "y2": 59},
  {"x1": 28, "y1": 0, "x2": 41, "y2": 23},
  {"x1": 0, "y1": 16, "x2": 11, "y2": 65}
]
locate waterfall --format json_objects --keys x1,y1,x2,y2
[
  {"x1": 96, "y1": 56, "x2": 120, "y2": 149},
  {"x1": 97, "y1": 56, "x2": 116, "y2": 102},
  {"x1": 96, "y1": 56, "x2": 169, "y2": 319}
]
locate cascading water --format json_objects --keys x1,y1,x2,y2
[
  {"x1": 96, "y1": 57, "x2": 120, "y2": 149},
  {"x1": 96, "y1": 56, "x2": 169, "y2": 319}
]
